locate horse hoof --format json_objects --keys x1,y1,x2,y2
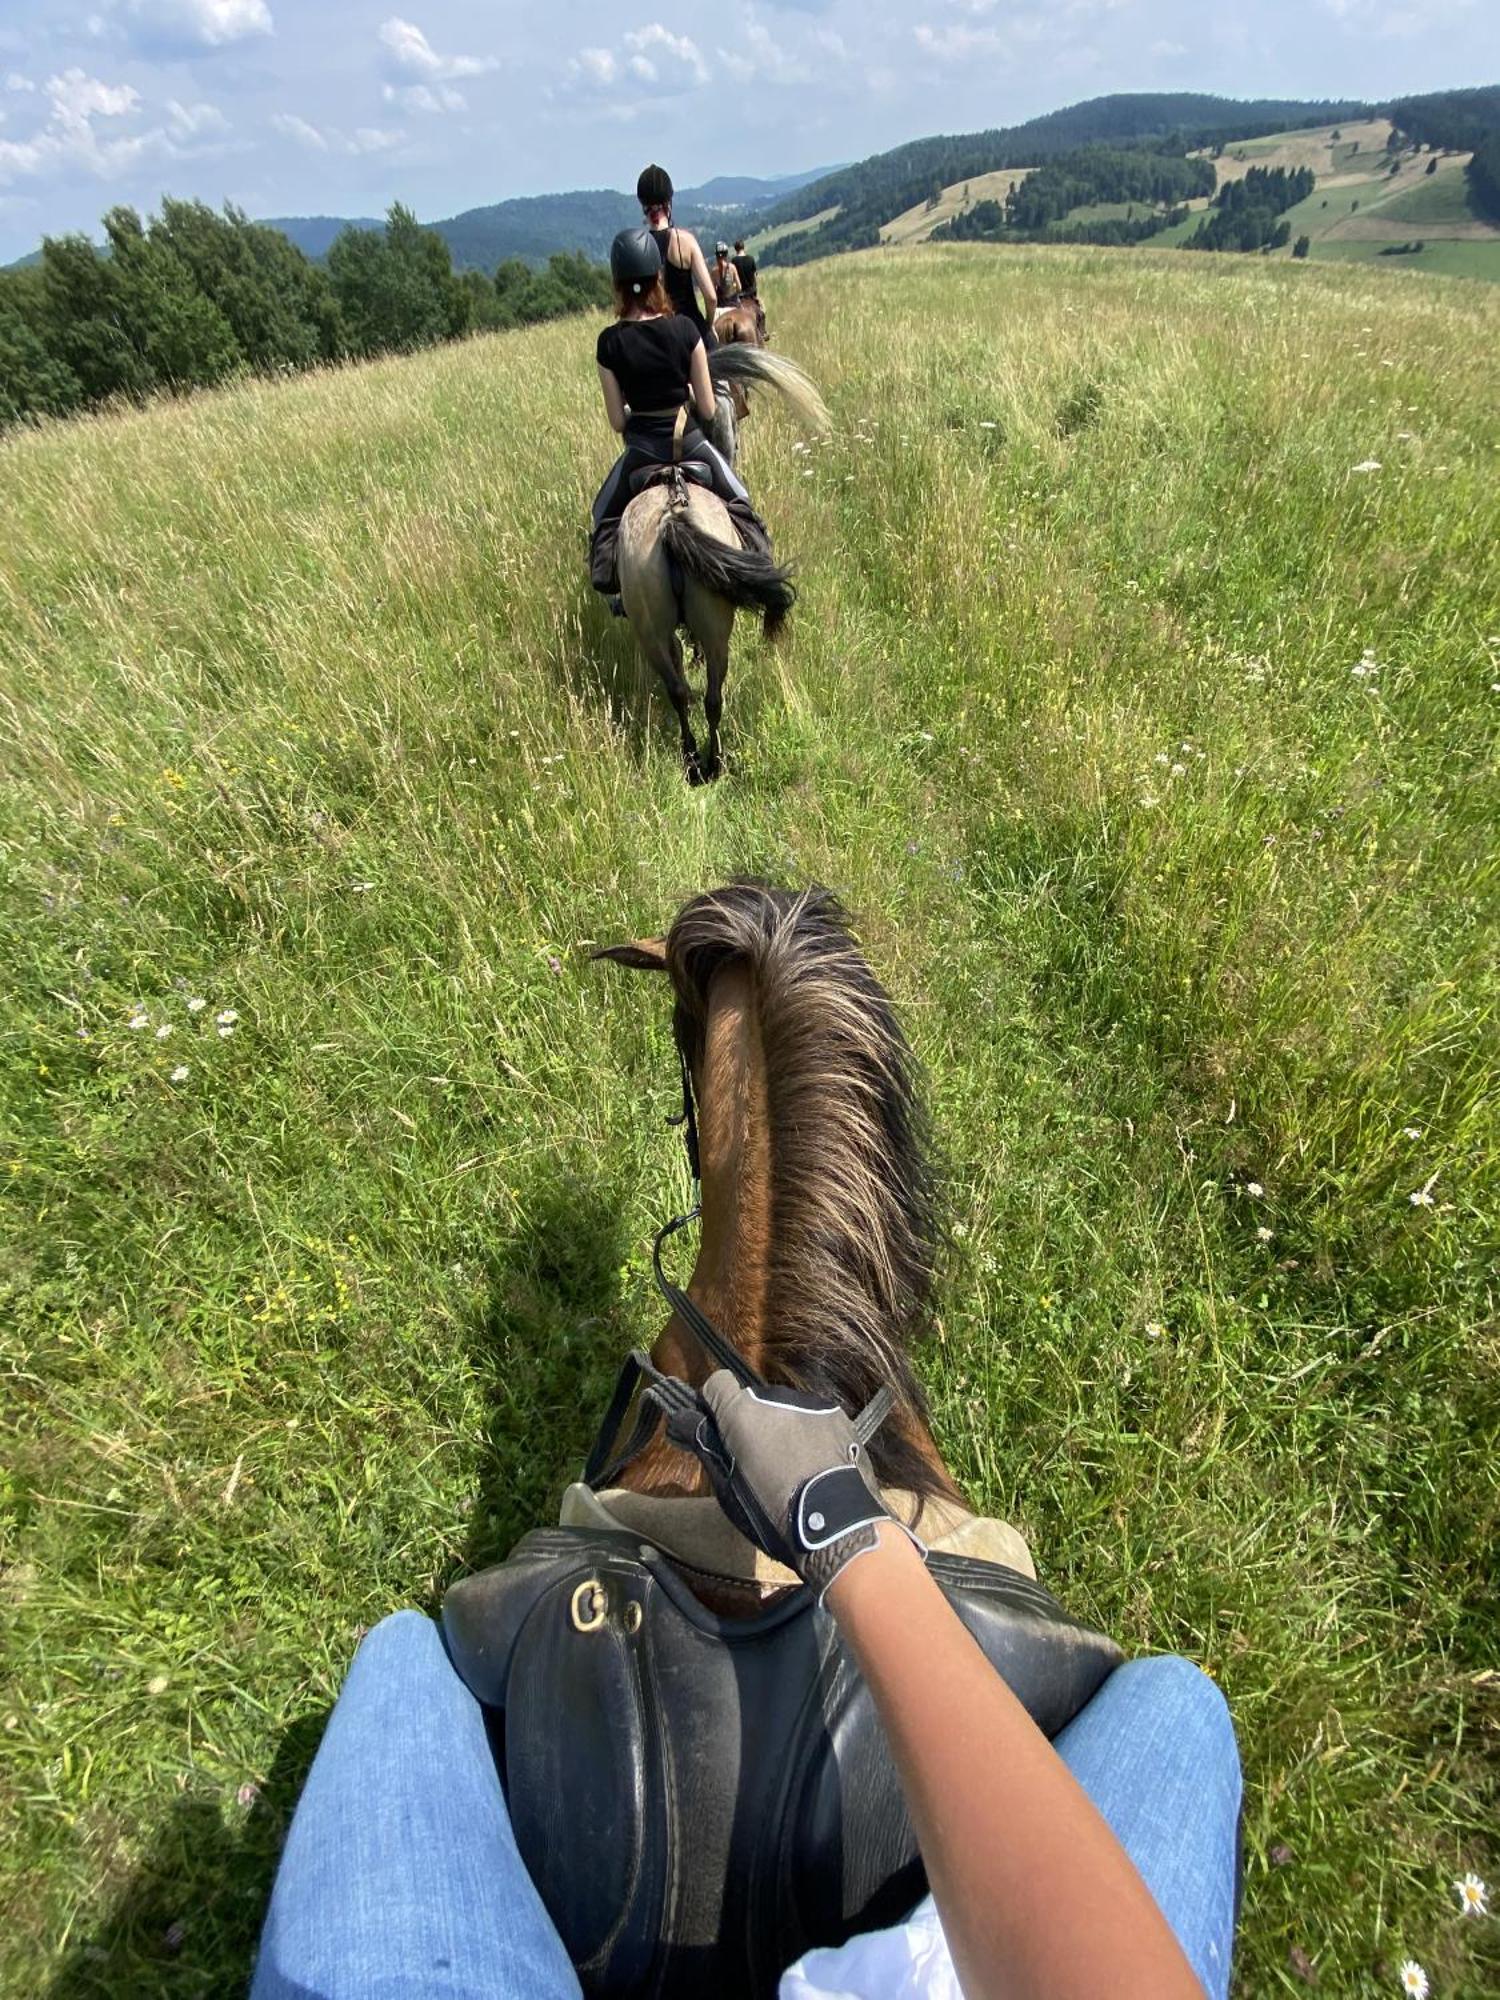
[{"x1": 699, "y1": 751, "x2": 722, "y2": 783}]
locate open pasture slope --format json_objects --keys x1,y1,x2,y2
[{"x1": 2, "y1": 245, "x2": 1498, "y2": 1996}]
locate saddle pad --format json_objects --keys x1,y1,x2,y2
[
  {"x1": 558, "y1": 1480, "x2": 1036, "y2": 1589},
  {"x1": 443, "y1": 1527, "x2": 1121, "y2": 2000}
]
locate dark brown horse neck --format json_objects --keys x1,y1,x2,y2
[{"x1": 613, "y1": 886, "x2": 963, "y2": 1507}]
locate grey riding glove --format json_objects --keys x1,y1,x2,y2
[{"x1": 698, "y1": 1370, "x2": 907, "y2": 1598}]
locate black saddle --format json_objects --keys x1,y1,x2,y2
[
  {"x1": 443, "y1": 1525, "x2": 1120, "y2": 1999},
  {"x1": 628, "y1": 459, "x2": 713, "y2": 498},
  {"x1": 442, "y1": 1205, "x2": 1123, "y2": 1997}
]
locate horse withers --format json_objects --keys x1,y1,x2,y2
[
  {"x1": 616, "y1": 347, "x2": 826, "y2": 785},
  {"x1": 443, "y1": 885, "x2": 1122, "y2": 2000}
]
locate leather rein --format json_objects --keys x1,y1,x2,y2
[{"x1": 582, "y1": 1044, "x2": 894, "y2": 1491}]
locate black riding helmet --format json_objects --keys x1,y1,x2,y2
[
  {"x1": 636, "y1": 163, "x2": 673, "y2": 209},
  {"x1": 610, "y1": 225, "x2": 663, "y2": 294}
]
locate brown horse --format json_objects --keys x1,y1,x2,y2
[
  {"x1": 595, "y1": 883, "x2": 966, "y2": 1517},
  {"x1": 617, "y1": 348, "x2": 827, "y2": 784},
  {"x1": 714, "y1": 297, "x2": 765, "y2": 347}
]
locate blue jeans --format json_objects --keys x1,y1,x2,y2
[{"x1": 251, "y1": 1612, "x2": 1240, "y2": 2000}]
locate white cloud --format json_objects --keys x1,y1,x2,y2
[
  {"x1": 165, "y1": 98, "x2": 228, "y2": 140},
  {"x1": 1318, "y1": 0, "x2": 1475, "y2": 24},
  {"x1": 5, "y1": 72, "x2": 37, "y2": 93},
  {"x1": 569, "y1": 21, "x2": 708, "y2": 95},
  {"x1": 271, "y1": 111, "x2": 403, "y2": 157},
  {"x1": 382, "y1": 81, "x2": 466, "y2": 114},
  {"x1": 0, "y1": 67, "x2": 227, "y2": 188},
  {"x1": 377, "y1": 17, "x2": 495, "y2": 81},
  {"x1": 123, "y1": 0, "x2": 273, "y2": 48},
  {"x1": 624, "y1": 24, "x2": 708, "y2": 84},
  {"x1": 718, "y1": 21, "x2": 832, "y2": 85},
  {"x1": 271, "y1": 110, "x2": 328, "y2": 151},
  {"x1": 48, "y1": 69, "x2": 139, "y2": 127},
  {"x1": 913, "y1": 21, "x2": 1007, "y2": 58}
]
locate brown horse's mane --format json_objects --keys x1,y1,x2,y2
[{"x1": 663, "y1": 883, "x2": 957, "y2": 1504}]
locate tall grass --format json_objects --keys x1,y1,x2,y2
[{"x1": 2, "y1": 242, "x2": 1497, "y2": 1997}]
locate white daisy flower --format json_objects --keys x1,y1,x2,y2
[
  {"x1": 1144, "y1": 1321, "x2": 1166, "y2": 1339},
  {"x1": 1246, "y1": 1181, "x2": 1265, "y2": 1198},
  {"x1": 1454, "y1": 1871, "x2": 1488, "y2": 1917},
  {"x1": 1138, "y1": 794, "x2": 1159, "y2": 809},
  {"x1": 1351, "y1": 459, "x2": 1382, "y2": 474},
  {"x1": 1170, "y1": 762, "x2": 1187, "y2": 779},
  {"x1": 1256, "y1": 1226, "x2": 1274, "y2": 1243},
  {"x1": 155, "y1": 1024, "x2": 173, "y2": 1040},
  {"x1": 187, "y1": 997, "x2": 207, "y2": 1013},
  {"x1": 979, "y1": 420, "x2": 998, "y2": 430},
  {"x1": 128, "y1": 1013, "x2": 149, "y2": 1031},
  {"x1": 1398, "y1": 1961, "x2": 1428, "y2": 1998},
  {"x1": 170, "y1": 1065, "x2": 190, "y2": 1082},
  {"x1": 1409, "y1": 1173, "x2": 1438, "y2": 1207},
  {"x1": 1403, "y1": 1126, "x2": 1421, "y2": 1140},
  {"x1": 217, "y1": 1023, "x2": 236, "y2": 1039},
  {"x1": 215, "y1": 1009, "x2": 238, "y2": 1027}
]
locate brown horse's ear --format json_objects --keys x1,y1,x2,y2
[{"x1": 591, "y1": 938, "x2": 668, "y2": 971}]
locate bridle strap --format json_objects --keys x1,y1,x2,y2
[
  {"x1": 651, "y1": 1207, "x2": 761, "y2": 1388},
  {"x1": 664, "y1": 1042, "x2": 701, "y2": 1181},
  {"x1": 581, "y1": 1031, "x2": 893, "y2": 1489},
  {"x1": 584, "y1": 1348, "x2": 705, "y2": 1491}
]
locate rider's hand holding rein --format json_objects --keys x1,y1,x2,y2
[
  {"x1": 698, "y1": 1370, "x2": 911, "y2": 1598},
  {"x1": 700, "y1": 1369, "x2": 1207, "y2": 2000}
]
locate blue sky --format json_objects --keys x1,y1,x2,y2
[{"x1": 0, "y1": 0, "x2": 1494, "y2": 260}]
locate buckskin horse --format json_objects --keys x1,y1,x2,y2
[
  {"x1": 617, "y1": 346, "x2": 826, "y2": 785},
  {"x1": 444, "y1": 883, "x2": 1121, "y2": 2000}
]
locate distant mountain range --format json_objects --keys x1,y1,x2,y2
[
  {"x1": 261, "y1": 168, "x2": 832, "y2": 272},
  {"x1": 8, "y1": 85, "x2": 1496, "y2": 276}
]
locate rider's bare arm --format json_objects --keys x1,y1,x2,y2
[
  {"x1": 598, "y1": 364, "x2": 628, "y2": 434},
  {"x1": 827, "y1": 1524, "x2": 1204, "y2": 2000},
  {"x1": 688, "y1": 341, "x2": 716, "y2": 423}
]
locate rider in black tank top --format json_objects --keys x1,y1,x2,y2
[{"x1": 651, "y1": 227, "x2": 714, "y2": 345}]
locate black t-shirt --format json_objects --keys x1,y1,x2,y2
[
  {"x1": 732, "y1": 252, "x2": 757, "y2": 292},
  {"x1": 596, "y1": 314, "x2": 701, "y2": 412}
]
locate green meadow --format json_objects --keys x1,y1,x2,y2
[{"x1": 2, "y1": 242, "x2": 1497, "y2": 1996}]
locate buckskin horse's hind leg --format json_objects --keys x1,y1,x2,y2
[
  {"x1": 648, "y1": 629, "x2": 704, "y2": 783},
  {"x1": 699, "y1": 625, "x2": 729, "y2": 782}
]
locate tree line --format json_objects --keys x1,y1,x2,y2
[
  {"x1": 1387, "y1": 87, "x2": 1500, "y2": 153},
  {"x1": 0, "y1": 199, "x2": 610, "y2": 428},
  {"x1": 1181, "y1": 165, "x2": 1315, "y2": 253}
]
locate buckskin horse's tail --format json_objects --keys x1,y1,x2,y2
[
  {"x1": 708, "y1": 346, "x2": 831, "y2": 436},
  {"x1": 660, "y1": 502, "x2": 798, "y2": 641}
]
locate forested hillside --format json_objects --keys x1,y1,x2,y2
[
  {"x1": 759, "y1": 92, "x2": 1366, "y2": 263},
  {"x1": 1388, "y1": 84, "x2": 1500, "y2": 150},
  {"x1": 0, "y1": 200, "x2": 608, "y2": 427},
  {"x1": 935, "y1": 146, "x2": 1215, "y2": 248}
]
